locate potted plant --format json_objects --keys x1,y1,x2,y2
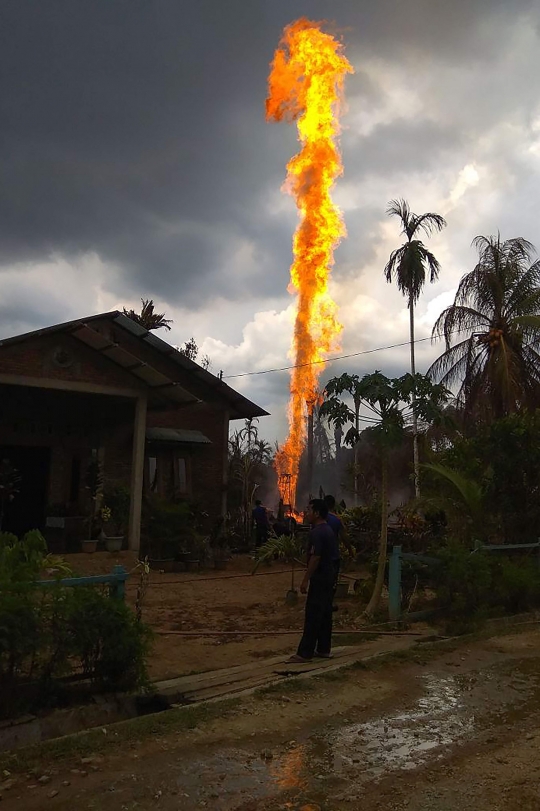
[
  {"x1": 100, "y1": 485, "x2": 130, "y2": 553},
  {"x1": 253, "y1": 532, "x2": 307, "y2": 606},
  {"x1": 99, "y1": 506, "x2": 122, "y2": 553}
]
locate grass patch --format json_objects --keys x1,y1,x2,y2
[{"x1": 0, "y1": 698, "x2": 237, "y2": 776}]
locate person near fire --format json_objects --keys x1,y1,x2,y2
[
  {"x1": 324, "y1": 493, "x2": 355, "y2": 557},
  {"x1": 252, "y1": 499, "x2": 270, "y2": 547},
  {"x1": 288, "y1": 498, "x2": 340, "y2": 663}
]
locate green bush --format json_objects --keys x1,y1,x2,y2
[
  {"x1": 489, "y1": 557, "x2": 540, "y2": 615},
  {"x1": 65, "y1": 588, "x2": 151, "y2": 690},
  {"x1": 341, "y1": 504, "x2": 380, "y2": 554},
  {"x1": 432, "y1": 543, "x2": 492, "y2": 633},
  {"x1": 432, "y1": 543, "x2": 540, "y2": 634},
  {"x1": 0, "y1": 530, "x2": 151, "y2": 718}
]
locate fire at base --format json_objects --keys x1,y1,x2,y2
[{"x1": 266, "y1": 18, "x2": 353, "y2": 504}]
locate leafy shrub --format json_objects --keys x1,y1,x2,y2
[
  {"x1": 431, "y1": 543, "x2": 492, "y2": 632},
  {"x1": 489, "y1": 557, "x2": 540, "y2": 615},
  {"x1": 341, "y1": 504, "x2": 380, "y2": 554},
  {"x1": 0, "y1": 530, "x2": 151, "y2": 718},
  {"x1": 432, "y1": 543, "x2": 540, "y2": 634},
  {"x1": 65, "y1": 588, "x2": 151, "y2": 690},
  {"x1": 392, "y1": 508, "x2": 430, "y2": 550}
]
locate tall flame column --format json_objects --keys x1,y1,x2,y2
[{"x1": 266, "y1": 18, "x2": 353, "y2": 502}]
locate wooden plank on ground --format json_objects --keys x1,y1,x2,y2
[
  {"x1": 155, "y1": 635, "x2": 426, "y2": 704},
  {"x1": 156, "y1": 647, "x2": 351, "y2": 698},
  {"x1": 181, "y1": 674, "x2": 286, "y2": 702}
]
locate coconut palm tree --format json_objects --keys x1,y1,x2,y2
[
  {"x1": 123, "y1": 299, "x2": 172, "y2": 331},
  {"x1": 384, "y1": 200, "x2": 447, "y2": 496},
  {"x1": 428, "y1": 235, "x2": 540, "y2": 422}
]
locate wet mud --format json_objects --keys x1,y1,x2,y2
[{"x1": 176, "y1": 658, "x2": 540, "y2": 809}]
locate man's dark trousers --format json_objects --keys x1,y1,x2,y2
[{"x1": 296, "y1": 578, "x2": 334, "y2": 659}]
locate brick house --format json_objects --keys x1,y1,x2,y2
[{"x1": 0, "y1": 311, "x2": 268, "y2": 551}]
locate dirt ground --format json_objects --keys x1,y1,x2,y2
[
  {"x1": 3, "y1": 627, "x2": 540, "y2": 809},
  {"x1": 60, "y1": 551, "x2": 368, "y2": 680}
]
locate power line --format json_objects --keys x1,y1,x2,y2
[{"x1": 223, "y1": 330, "x2": 462, "y2": 380}]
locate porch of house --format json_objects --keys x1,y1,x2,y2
[{"x1": 0, "y1": 383, "x2": 145, "y2": 550}]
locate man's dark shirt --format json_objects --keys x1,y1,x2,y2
[
  {"x1": 326, "y1": 512, "x2": 343, "y2": 539},
  {"x1": 307, "y1": 522, "x2": 340, "y2": 585},
  {"x1": 252, "y1": 505, "x2": 268, "y2": 526}
]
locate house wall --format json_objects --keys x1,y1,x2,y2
[
  {"x1": 146, "y1": 402, "x2": 229, "y2": 518},
  {"x1": 0, "y1": 320, "x2": 256, "y2": 536},
  {"x1": 0, "y1": 332, "x2": 144, "y2": 390}
]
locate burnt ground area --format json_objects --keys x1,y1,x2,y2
[{"x1": 3, "y1": 629, "x2": 540, "y2": 810}]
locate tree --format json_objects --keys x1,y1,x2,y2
[
  {"x1": 429, "y1": 235, "x2": 540, "y2": 422},
  {"x1": 321, "y1": 372, "x2": 448, "y2": 617},
  {"x1": 178, "y1": 336, "x2": 211, "y2": 370},
  {"x1": 431, "y1": 410, "x2": 540, "y2": 545},
  {"x1": 228, "y1": 419, "x2": 273, "y2": 543},
  {"x1": 123, "y1": 299, "x2": 172, "y2": 331},
  {"x1": 384, "y1": 199, "x2": 447, "y2": 496},
  {"x1": 324, "y1": 374, "x2": 365, "y2": 507}
]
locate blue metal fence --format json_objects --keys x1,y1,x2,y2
[
  {"x1": 389, "y1": 540, "x2": 540, "y2": 622},
  {"x1": 36, "y1": 564, "x2": 128, "y2": 600}
]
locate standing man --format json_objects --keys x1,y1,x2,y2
[
  {"x1": 324, "y1": 493, "x2": 355, "y2": 557},
  {"x1": 288, "y1": 499, "x2": 340, "y2": 663},
  {"x1": 252, "y1": 499, "x2": 269, "y2": 547},
  {"x1": 324, "y1": 494, "x2": 344, "y2": 541}
]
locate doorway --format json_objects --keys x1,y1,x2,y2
[{"x1": 0, "y1": 446, "x2": 51, "y2": 536}]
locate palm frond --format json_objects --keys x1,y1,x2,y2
[
  {"x1": 410, "y1": 211, "x2": 447, "y2": 238},
  {"x1": 386, "y1": 198, "x2": 411, "y2": 231},
  {"x1": 432, "y1": 305, "x2": 489, "y2": 347},
  {"x1": 422, "y1": 463, "x2": 484, "y2": 520}
]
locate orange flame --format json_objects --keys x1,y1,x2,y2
[{"x1": 266, "y1": 18, "x2": 353, "y2": 503}]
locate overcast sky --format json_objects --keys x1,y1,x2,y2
[{"x1": 1, "y1": 0, "x2": 539, "y2": 442}]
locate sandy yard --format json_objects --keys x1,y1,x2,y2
[{"x1": 62, "y1": 551, "x2": 367, "y2": 681}]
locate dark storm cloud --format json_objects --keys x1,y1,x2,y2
[{"x1": 1, "y1": 0, "x2": 537, "y2": 315}]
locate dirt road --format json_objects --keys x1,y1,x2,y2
[{"x1": 2, "y1": 628, "x2": 540, "y2": 810}]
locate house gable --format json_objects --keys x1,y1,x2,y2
[{"x1": 0, "y1": 331, "x2": 147, "y2": 395}]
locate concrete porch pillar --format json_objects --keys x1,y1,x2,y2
[{"x1": 128, "y1": 395, "x2": 147, "y2": 553}]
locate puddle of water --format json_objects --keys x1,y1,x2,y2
[
  {"x1": 330, "y1": 674, "x2": 474, "y2": 777},
  {"x1": 310, "y1": 661, "x2": 540, "y2": 784},
  {"x1": 174, "y1": 659, "x2": 540, "y2": 808}
]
